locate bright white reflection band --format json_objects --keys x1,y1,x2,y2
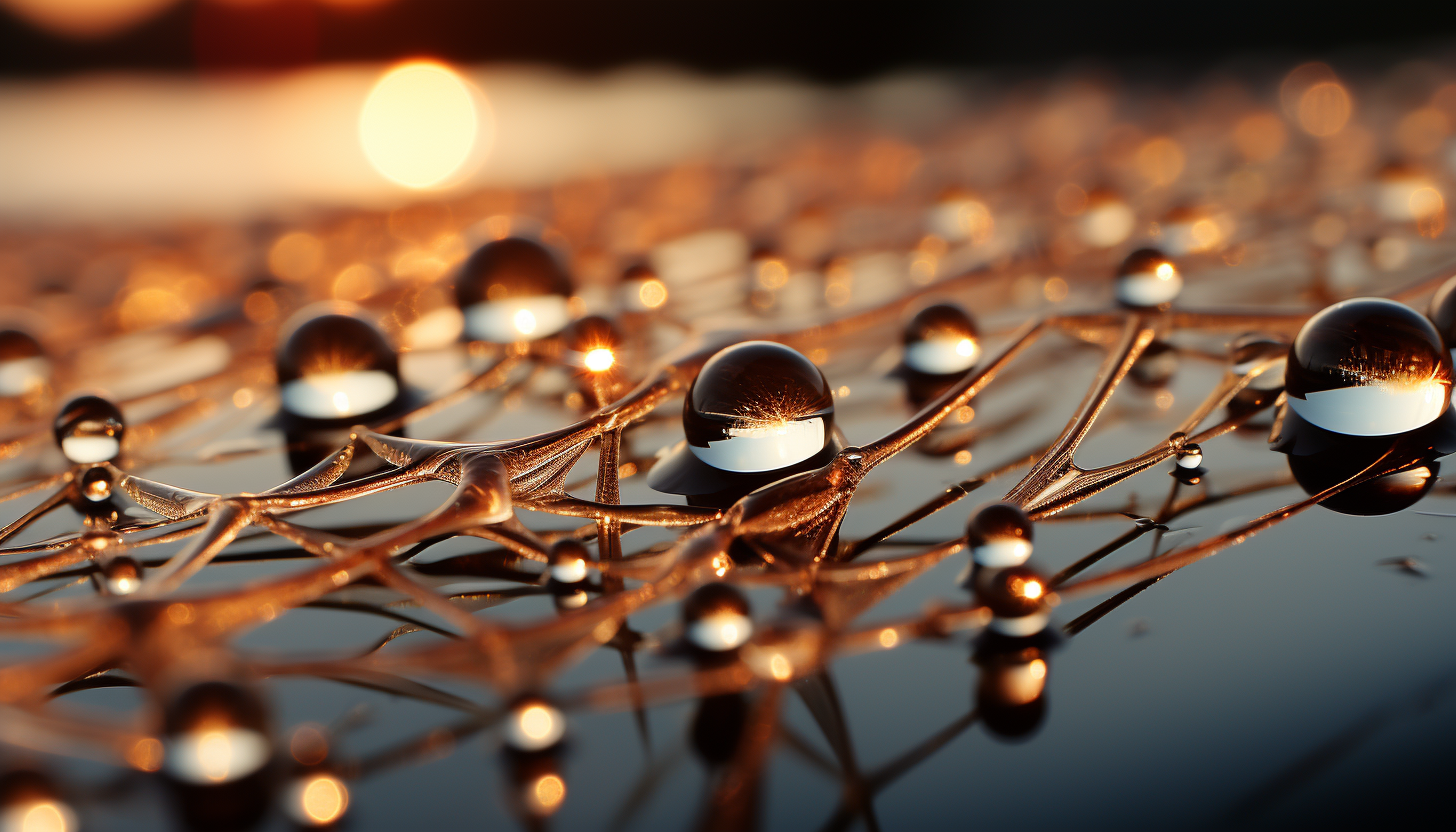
[
  {"x1": 904, "y1": 339, "x2": 980, "y2": 375},
  {"x1": 971, "y1": 539, "x2": 1032, "y2": 568},
  {"x1": 0, "y1": 357, "x2": 48, "y2": 397},
  {"x1": 60, "y1": 435, "x2": 120, "y2": 464},
  {"x1": 1288, "y1": 382, "x2": 1448, "y2": 436},
  {"x1": 689, "y1": 417, "x2": 825, "y2": 473},
  {"x1": 165, "y1": 728, "x2": 271, "y2": 784},
  {"x1": 463, "y1": 296, "x2": 570, "y2": 342},
  {"x1": 688, "y1": 612, "x2": 753, "y2": 651},
  {"x1": 282, "y1": 370, "x2": 399, "y2": 419},
  {"x1": 550, "y1": 559, "x2": 587, "y2": 583},
  {"x1": 1116, "y1": 270, "x2": 1183, "y2": 307},
  {"x1": 989, "y1": 611, "x2": 1050, "y2": 637}
]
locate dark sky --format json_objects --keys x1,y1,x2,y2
[{"x1": 3, "y1": 0, "x2": 1456, "y2": 80}]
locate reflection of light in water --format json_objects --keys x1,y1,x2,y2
[
  {"x1": 527, "y1": 774, "x2": 566, "y2": 815},
  {"x1": 165, "y1": 726, "x2": 271, "y2": 784},
  {"x1": 638, "y1": 279, "x2": 668, "y2": 309},
  {"x1": 584, "y1": 348, "x2": 615, "y2": 372},
  {"x1": 4, "y1": 802, "x2": 71, "y2": 832},
  {"x1": 1019, "y1": 579, "x2": 1044, "y2": 600},
  {"x1": 288, "y1": 774, "x2": 349, "y2": 827},
  {"x1": 513, "y1": 309, "x2": 538, "y2": 336},
  {"x1": 505, "y1": 702, "x2": 566, "y2": 751},
  {"x1": 359, "y1": 62, "x2": 479, "y2": 189}
]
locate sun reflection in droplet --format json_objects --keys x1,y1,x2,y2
[{"x1": 359, "y1": 61, "x2": 480, "y2": 189}]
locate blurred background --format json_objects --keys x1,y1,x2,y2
[{"x1": 5, "y1": 0, "x2": 1456, "y2": 225}]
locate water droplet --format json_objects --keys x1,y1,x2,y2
[
  {"x1": 1115, "y1": 248, "x2": 1182, "y2": 308},
  {"x1": 974, "y1": 565, "x2": 1052, "y2": 637},
  {"x1": 456, "y1": 238, "x2": 573, "y2": 342},
  {"x1": 53, "y1": 394, "x2": 124, "y2": 465},
  {"x1": 162, "y1": 682, "x2": 272, "y2": 785},
  {"x1": 100, "y1": 556, "x2": 143, "y2": 596},
  {"x1": 901, "y1": 302, "x2": 981, "y2": 376},
  {"x1": 276, "y1": 307, "x2": 401, "y2": 422},
  {"x1": 966, "y1": 503, "x2": 1034, "y2": 568},
  {"x1": 562, "y1": 316, "x2": 622, "y2": 374},
  {"x1": 79, "y1": 465, "x2": 114, "y2": 502},
  {"x1": 0, "y1": 328, "x2": 49, "y2": 398},
  {"x1": 1176, "y1": 443, "x2": 1203, "y2": 469},
  {"x1": 973, "y1": 639, "x2": 1050, "y2": 741},
  {"x1": 1286, "y1": 298, "x2": 1453, "y2": 436},
  {"x1": 682, "y1": 583, "x2": 752, "y2": 653},
  {"x1": 547, "y1": 539, "x2": 589, "y2": 586}
]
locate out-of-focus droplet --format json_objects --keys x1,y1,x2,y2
[
  {"x1": 100, "y1": 556, "x2": 143, "y2": 596},
  {"x1": 163, "y1": 682, "x2": 273, "y2": 785},
  {"x1": 276, "y1": 306, "x2": 402, "y2": 421},
  {"x1": 0, "y1": 769, "x2": 77, "y2": 832},
  {"x1": 456, "y1": 238, "x2": 574, "y2": 342},
  {"x1": 0, "y1": 329, "x2": 49, "y2": 398},
  {"x1": 1077, "y1": 188, "x2": 1135, "y2": 248},
  {"x1": 966, "y1": 503, "x2": 1034, "y2": 568},
  {"x1": 901, "y1": 303, "x2": 981, "y2": 376},
  {"x1": 682, "y1": 583, "x2": 753, "y2": 653},
  {"x1": 1115, "y1": 248, "x2": 1181, "y2": 308},
  {"x1": 974, "y1": 565, "x2": 1053, "y2": 637}
]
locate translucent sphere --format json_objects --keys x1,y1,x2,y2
[
  {"x1": 547, "y1": 539, "x2": 589, "y2": 585},
  {"x1": 975, "y1": 565, "x2": 1052, "y2": 637},
  {"x1": 966, "y1": 503, "x2": 1034, "y2": 568},
  {"x1": 100, "y1": 556, "x2": 143, "y2": 596},
  {"x1": 504, "y1": 696, "x2": 567, "y2": 753},
  {"x1": 1175, "y1": 443, "x2": 1203, "y2": 469},
  {"x1": 682, "y1": 342, "x2": 834, "y2": 474},
  {"x1": 682, "y1": 582, "x2": 753, "y2": 652},
  {"x1": 902, "y1": 303, "x2": 981, "y2": 376},
  {"x1": 0, "y1": 328, "x2": 48, "y2": 398},
  {"x1": 456, "y1": 238, "x2": 574, "y2": 342},
  {"x1": 1077, "y1": 188, "x2": 1136, "y2": 248},
  {"x1": 562, "y1": 316, "x2": 622, "y2": 375},
  {"x1": 53, "y1": 394, "x2": 124, "y2": 465},
  {"x1": 163, "y1": 682, "x2": 272, "y2": 785},
  {"x1": 1426, "y1": 275, "x2": 1456, "y2": 353},
  {"x1": 276, "y1": 307, "x2": 401, "y2": 422},
  {"x1": 1286, "y1": 298, "x2": 1453, "y2": 436},
  {"x1": 1115, "y1": 248, "x2": 1181, "y2": 308},
  {"x1": 79, "y1": 465, "x2": 114, "y2": 502}
]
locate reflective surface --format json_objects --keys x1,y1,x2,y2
[{"x1": 3, "y1": 60, "x2": 1456, "y2": 832}]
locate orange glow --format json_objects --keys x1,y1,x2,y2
[
  {"x1": 1029, "y1": 659, "x2": 1047, "y2": 680},
  {"x1": 1020, "y1": 579, "x2": 1044, "y2": 600},
  {"x1": 359, "y1": 62, "x2": 480, "y2": 189},
  {"x1": 126, "y1": 737, "x2": 164, "y2": 771},
  {"x1": 1233, "y1": 112, "x2": 1287, "y2": 162},
  {"x1": 768, "y1": 653, "x2": 793, "y2": 681},
  {"x1": 298, "y1": 774, "x2": 349, "y2": 826},
  {"x1": 637, "y1": 278, "x2": 668, "y2": 308},
  {"x1": 518, "y1": 705, "x2": 556, "y2": 741},
  {"x1": 584, "y1": 348, "x2": 615, "y2": 372},
  {"x1": 878, "y1": 628, "x2": 899, "y2": 648},
  {"x1": 1136, "y1": 137, "x2": 1185, "y2": 187},
  {"x1": 17, "y1": 801, "x2": 71, "y2": 832},
  {"x1": 954, "y1": 450, "x2": 972, "y2": 465},
  {"x1": 1298, "y1": 82, "x2": 1352, "y2": 137},
  {"x1": 1155, "y1": 262, "x2": 1176, "y2": 281},
  {"x1": 269, "y1": 232, "x2": 325, "y2": 282},
  {"x1": 529, "y1": 774, "x2": 566, "y2": 814},
  {"x1": 0, "y1": 0, "x2": 174, "y2": 40}
]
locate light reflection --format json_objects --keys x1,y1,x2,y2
[
  {"x1": 359, "y1": 61, "x2": 480, "y2": 189},
  {"x1": 583, "y1": 348, "x2": 615, "y2": 372},
  {"x1": 290, "y1": 774, "x2": 349, "y2": 827}
]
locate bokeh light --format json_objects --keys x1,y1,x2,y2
[{"x1": 359, "y1": 61, "x2": 482, "y2": 189}]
